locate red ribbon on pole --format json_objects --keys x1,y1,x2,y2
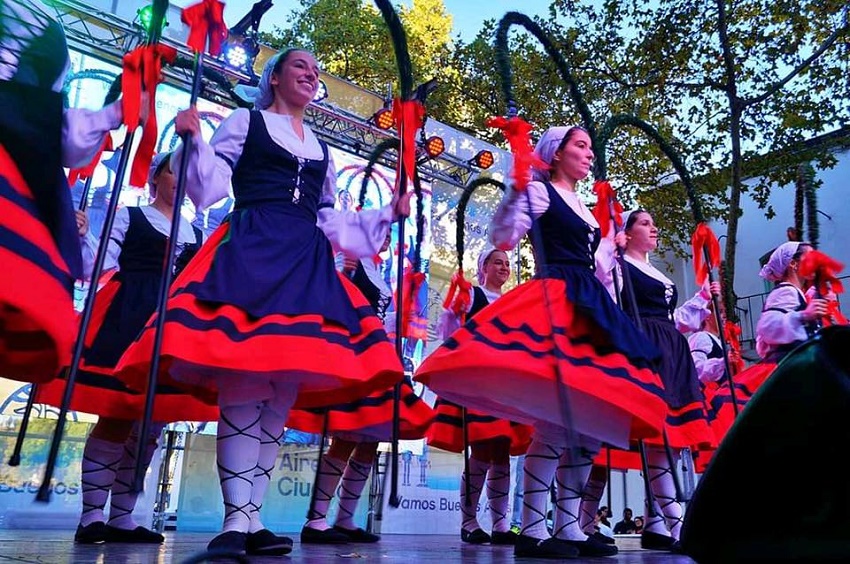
[
  {"x1": 182, "y1": 0, "x2": 228, "y2": 56},
  {"x1": 799, "y1": 250, "x2": 845, "y2": 297},
  {"x1": 485, "y1": 116, "x2": 547, "y2": 191},
  {"x1": 401, "y1": 271, "x2": 426, "y2": 338},
  {"x1": 591, "y1": 180, "x2": 623, "y2": 237},
  {"x1": 391, "y1": 98, "x2": 426, "y2": 186},
  {"x1": 691, "y1": 222, "x2": 721, "y2": 286},
  {"x1": 121, "y1": 44, "x2": 177, "y2": 187},
  {"x1": 723, "y1": 321, "x2": 745, "y2": 374},
  {"x1": 442, "y1": 269, "x2": 473, "y2": 324},
  {"x1": 68, "y1": 135, "x2": 114, "y2": 186}
]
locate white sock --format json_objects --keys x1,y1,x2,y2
[
  {"x1": 334, "y1": 457, "x2": 372, "y2": 530},
  {"x1": 553, "y1": 446, "x2": 597, "y2": 541},
  {"x1": 487, "y1": 463, "x2": 511, "y2": 533},
  {"x1": 248, "y1": 405, "x2": 286, "y2": 534},
  {"x1": 217, "y1": 403, "x2": 262, "y2": 533},
  {"x1": 645, "y1": 447, "x2": 683, "y2": 540},
  {"x1": 79, "y1": 436, "x2": 124, "y2": 527},
  {"x1": 579, "y1": 466, "x2": 606, "y2": 533},
  {"x1": 107, "y1": 422, "x2": 165, "y2": 530},
  {"x1": 461, "y1": 457, "x2": 490, "y2": 532},
  {"x1": 305, "y1": 454, "x2": 346, "y2": 531},
  {"x1": 520, "y1": 440, "x2": 562, "y2": 540}
]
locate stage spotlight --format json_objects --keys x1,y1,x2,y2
[
  {"x1": 224, "y1": 42, "x2": 249, "y2": 69},
  {"x1": 136, "y1": 4, "x2": 167, "y2": 37},
  {"x1": 371, "y1": 108, "x2": 394, "y2": 130},
  {"x1": 470, "y1": 149, "x2": 494, "y2": 169},
  {"x1": 423, "y1": 135, "x2": 445, "y2": 159}
]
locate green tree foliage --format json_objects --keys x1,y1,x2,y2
[{"x1": 549, "y1": 0, "x2": 849, "y2": 317}]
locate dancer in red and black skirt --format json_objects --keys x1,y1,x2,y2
[
  {"x1": 428, "y1": 247, "x2": 531, "y2": 545},
  {"x1": 417, "y1": 126, "x2": 668, "y2": 559},
  {"x1": 289, "y1": 236, "x2": 434, "y2": 545},
  {"x1": 706, "y1": 241, "x2": 827, "y2": 445},
  {"x1": 615, "y1": 209, "x2": 718, "y2": 551},
  {"x1": 1, "y1": 0, "x2": 123, "y2": 380},
  {"x1": 115, "y1": 49, "x2": 408, "y2": 556},
  {"x1": 36, "y1": 152, "x2": 217, "y2": 544}
]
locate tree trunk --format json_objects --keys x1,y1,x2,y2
[{"x1": 723, "y1": 107, "x2": 744, "y2": 323}]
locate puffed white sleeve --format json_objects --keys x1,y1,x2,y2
[
  {"x1": 436, "y1": 287, "x2": 475, "y2": 339},
  {"x1": 317, "y1": 152, "x2": 394, "y2": 258},
  {"x1": 674, "y1": 289, "x2": 712, "y2": 333},
  {"x1": 61, "y1": 102, "x2": 123, "y2": 168},
  {"x1": 594, "y1": 236, "x2": 620, "y2": 302},
  {"x1": 755, "y1": 285, "x2": 809, "y2": 356},
  {"x1": 171, "y1": 108, "x2": 247, "y2": 211},
  {"x1": 688, "y1": 332, "x2": 725, "y2": 384},
  {"x1": 489, "y1": 181, "x2": 549, "y2": 251},
  {"x1": 79, "y1": 206, "x2": 128, "y2": 281}
]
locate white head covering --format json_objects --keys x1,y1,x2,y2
[
  {"x1": 531, "y1": 125, "x2": 586, "y2": 182},
  {"x1": 477, "y1": 246, "x2": 502, "y2": 285},
  {"x1": 233, "y1": 48, "x2": 300, "y2": 110},
  {"x1": 759, "y1": 241, "x2": 803, "y2": 282},
  {"x1": 148, "y1": 152, "x2": 171, "y2": 194}
]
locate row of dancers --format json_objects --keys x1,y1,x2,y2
[{"x1": 1, "y1": 2, "x2": 841, "y2": 558}]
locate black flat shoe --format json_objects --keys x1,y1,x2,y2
[
  {"x1": 207, "y1": 531, "x2": 248, "y2": 555},
  {"x1": 104, "y1": 525, "x2": 164, "y2": 544},
  {"x1": 247, "y1": 529, "x2": 293, "y2": 555},
  {"x1": 560, "y1": 536, "x2": 619, "y2": 557},
  {"x1": 300, "y1": 526, "x2": 350, "y2": 544},
  {"x1": 590, "y1": 531, "x2": 616, "y2": 545},
  {"x1": 74, "y1": 522, "x2": 108, "y2": 544},
  {"x1": 514, "y1": 534, "x2": 580, "y2": 559},
  {"x1": 333, "y1": 526, "x2": 380, "y2": 543},
  {"x1": 461, "y1": 528, "x2": 491, "y2": 544},
  {"x1": 491, "y1": 530, "x2": 519, "y2": 545},
  {"x1": 641, "y1": 530, "x2": 677, "y2": 551}
]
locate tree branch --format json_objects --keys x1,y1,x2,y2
[{"x1": 744, "y1": 13, "x2": 849, "y2": 107}]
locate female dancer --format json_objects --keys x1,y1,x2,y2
[
  {"x1": 428, "y1": 247, "x2": 531, "y2": 545},
  {"x1": 1, "y1": 0, "x2": 124, "y2": 380},
  {"x1": 617, "y1": 209, "x2": 717, "y2": 551},
  {"x1": 115, "y1": 49, "x2": 409, "y2": 556},
  {"x1": 417, "y1": 126, "x2": 668, "y2": 558},
  {"x1": 290, "y1": 237, "x2": 434, "y2": 545},
  {"x1": 706, "y1": 241, "x2": 827, "y2": 444},
  {"x1": 36, "y1": 152, "x2": 216, "y2": 544}
]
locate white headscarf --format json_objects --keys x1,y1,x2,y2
[
  {"x1": 233, "y1": 48, "x2": 300, "y2": 110},
  {"x1": 531, "y1": 125, "x2": 586, "y2": 182},
  {"x1": 477, "y1": 246, "x2": 501, "y2": 285},
  {"x1": 759, "y1": 241, "x2": 803, "y2": 282},
  {"x1": 148, "y1": 152, "x2": 171, "y2": 195}
]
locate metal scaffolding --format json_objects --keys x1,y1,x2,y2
[{"x1": 46, "y1": 0, "x2": 481, "y2": 188}]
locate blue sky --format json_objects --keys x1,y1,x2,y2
[{"x1": 215, "y1": 0, "x2": 553, "y2": 42}]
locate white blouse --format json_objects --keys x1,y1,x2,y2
[
  {"x1": 80, "y1": 205, "x2": 199, "y2": 281},
  {"x1": 622, "y1": 254, "x2": 711, "y2": 333},
  {"x1": 755, "y1": 284, "x2": 809, "y2": 359},
  {"x1": 489, "y1": 181, "x2": 618, "y2": 298},
  {"x1": 174, "y1": 107, "x2": 393, "y2": 259}
]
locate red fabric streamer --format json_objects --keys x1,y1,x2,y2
[
  {"x1": 392, "y1": 98, "x2": 426, "y2": 186},
  {"x1": 442, "y1": 269, "x2": 473, "y2": 324},
  {"x1": 121, "y1": 44, "x2": 177, "y2": 187},
  {"x1": 182, "y1": 0, "x2": 228, "y2": 56},
  {"x1": 824, "y1": 302, "x2": 849, "y2": 327},
  {"x1": 799, "y1": 250, "x2": 845, "y2": 297},
  {"x1": 401, "y1": 271, "x2": 426, "y2": 338},
  {"x1": 67, "y1": 135, "x2": 113, "y2": 186},
  {"x1": 723, "y1": 321, "x2": 745, "y2": 375},
  {"x1": 591, "y1": 180, "x2": 623, "y2": 237},
  {"x1": 691, "y1": 222, "x2": 721, "y2": 286},
  {"x1": 485, "y1": 115, "x2": 547, "y2": 191}
]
